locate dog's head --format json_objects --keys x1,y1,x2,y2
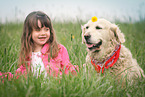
[{"x1": 81, "y1": 17, "x2": 125, "y2": 52}]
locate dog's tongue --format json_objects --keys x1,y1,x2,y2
[{"x1": 86, "y1": 44, "x2": 94, "y2": 48}]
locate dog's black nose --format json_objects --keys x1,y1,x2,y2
[{"x1": 84, "y1": 35, "x2": 91, "y2": 40}]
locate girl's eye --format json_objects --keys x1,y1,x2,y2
[
  {"x1": 86, "y1": 26, "x2": 89, "y2": 29},
  {"x1": 45, "y1": 28, "x2": 49, "y2": 31},
  {"x1": 96, "y1": 26, "x2": 102, "y2": 29}
]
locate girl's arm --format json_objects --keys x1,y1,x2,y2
[
  {"x1": 14, "y1": 65, "x2": 28, "y2": 79},
  {"x1": 0, "y1": 65, "x2": 28, "y2": 82},
  {"x1": 60, "y1": 44, "x2": 79, "y2": 75},
  {"x1": 0, "y1": 72, "x2": 13, "y2": 82}
]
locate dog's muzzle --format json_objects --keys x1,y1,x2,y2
[
  {"x1": 85, "y1": 38, "x2": 102, "y2": 52},
  {"x1": 84, "y1": 34, "x2": 102, "y2": 52},
  {"x1": 88, "y1": 40, "x2": 102, "y2": 50}
]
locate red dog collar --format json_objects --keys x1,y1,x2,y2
[{"x1": 91, "y1": 44, "x2": 121, "y2": 73}]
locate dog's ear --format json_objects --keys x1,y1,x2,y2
[
  {"x1": 81, "y1": 25, "x2": 85, "y2": 44},
  {"x1": 110, "y1": 24, "x2": 125, "y2": 43}
]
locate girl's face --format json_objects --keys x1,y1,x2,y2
[{"x1": 32, "y1": 20, "x2": 50, "y2": 49}]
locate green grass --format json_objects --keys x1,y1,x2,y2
[{"x1": 0, "y1": 19, "x2": 145, "y2": 97}]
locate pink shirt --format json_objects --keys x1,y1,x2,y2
[
  {"x1": 41, "y1": 43, "x2": 78, "y2": 76},
  {"x1": 0, "y1": 43, "x2": 79, "y2": 80}
]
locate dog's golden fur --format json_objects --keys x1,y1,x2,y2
[{"x1": 81, "y1": 18, "x2": 145, "y2": 84}]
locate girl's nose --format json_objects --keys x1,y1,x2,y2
[{"x1": 41, "y1": 29, "x2": 46, "y2": 34}]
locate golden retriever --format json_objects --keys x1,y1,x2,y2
[{"x1": 81, "y1": 17, "x2": 145, "y2": 84}]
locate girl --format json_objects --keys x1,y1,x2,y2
[{"x1": 0, "y1": 11, "x2": 78, "y2": 80}]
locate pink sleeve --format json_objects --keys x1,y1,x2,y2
[
  {"x1": 0, "y1": 72, "x2": 13, "y2": 83},
  {"x1": 0, "y1": 65, "x2": 27, "y2": 82},
  {"x1": 15, "y1": 65, "x2": 27, "y2": 79},
  {"x1": 60, "y1": 44, "x2": 79, "y2": 74}
]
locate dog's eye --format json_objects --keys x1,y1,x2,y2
[
  {"x1": 86, "y1": 26, "x2": 89, "y2": 29},
  {"x1": 96, "y1": 26, "x2": 102, "y2": 29}
]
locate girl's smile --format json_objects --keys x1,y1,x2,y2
[{"x1": 38, "y1": 36, "x2": 47, "y2": 40}]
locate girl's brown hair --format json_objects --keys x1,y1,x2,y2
[{"x1": 19, "y1": 11, "x2": 59, "y2": 67}]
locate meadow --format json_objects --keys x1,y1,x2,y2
[{"x1": 0, "y1": 19, "x2": 145, "y2": 97}]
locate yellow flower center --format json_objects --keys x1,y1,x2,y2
[{"x1": 91, "y1": 16, "x2": 98, "y2": 22}]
